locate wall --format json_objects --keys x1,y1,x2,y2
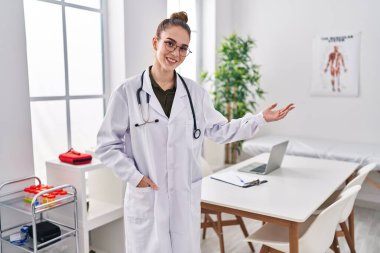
[
  {"x1": 120, "y1": 0, "x2": 167, "y2": 90},
  {"x1": 104, "y1": 0, "x2": 126, "y2": 100},
  {"x1": 231, "y1": 0, "x2": 380, "y2": 144},
  {"x1": 215, "y1": 0, "x2": 233, "y2": 50},
  {"x1": 0, "y1": 0, "x2": 34, "y2": 187}
]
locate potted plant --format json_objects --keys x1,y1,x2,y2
[{"x1": 201, "y1": 34, "x2": 265, "y2": 164}]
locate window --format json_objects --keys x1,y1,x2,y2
[
  {"x1": 167, "y1": 0, "x2": 200, "y2": 82},
  {"x1": 23, "y1": 0, "x2": 106, "y2": 181}
]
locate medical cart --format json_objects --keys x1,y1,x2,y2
[{"x1": 0, "y1": 176, "x2": 79, "y2": 253}]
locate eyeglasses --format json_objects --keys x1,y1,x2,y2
[{"x1": 163, "y1": 40, "x2": 192, "y2": 57}]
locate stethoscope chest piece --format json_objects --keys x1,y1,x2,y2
[{"x1": 193, "y1": 129, "x2": 201, "y2": 139}]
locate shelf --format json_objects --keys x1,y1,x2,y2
[
  {"x1": 46, "y1": 159, "x2": 104, "y2": 173},
  {"x1": 0, "y1": 221, "x2": 76, "y2": 253},
  {"x1": 87, "y1": 199, "x2": 123, "y2": 230},
  {"x1": 0, "y1": 195, "x2": 76, "y2": 216},
  {"x1": 46, "y1": 157, "x2": 124, "y2": 252}
]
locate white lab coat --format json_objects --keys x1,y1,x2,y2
[{"x1": 95, "y1": 68, "x2": 265, "y2": 253}]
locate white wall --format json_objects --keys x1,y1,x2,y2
[
  {"x1": 201, "y1": 0, "x2": 234, "y2": 75},
  {"x1": 0, "y1": 0, "x2": 34, "y2": 185},
  {"x1": 201, "y1": 0, "x2": 216, "y2": 76},
  {"x1": 107, "y1": 0, "x2": 167, "y2": 89},
  {"x1": 120, "y1": 0, "x2": 167, "y2": 90},
  {"x1": 230, "y1": 0, "x2": 380, "y2": 144},
  {"x1": 215, "y1": 0, "x2": 233, "y2": 50},
  {"x1": 104, "y1": 0, "x2": 126, "y2": 99}
]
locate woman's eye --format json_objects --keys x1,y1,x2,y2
[{"x1": 167, "y1": 41, "x2": 175, "y2": 47}]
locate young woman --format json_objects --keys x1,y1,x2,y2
[{"x1": 96, "y1": 11, "x2": 294, "y2": 253}]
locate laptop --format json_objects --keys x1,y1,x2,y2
[{"x1": 238, "y1": 140, "x2": 289, "y2": 175}]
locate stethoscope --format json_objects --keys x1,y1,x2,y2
[{"x1": 135, "y1": 70, "x2": 201, "y2": 139}]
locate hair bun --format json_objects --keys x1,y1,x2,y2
[{"x1": 170, "y1": 11, "x2": 188, "y2": 23}]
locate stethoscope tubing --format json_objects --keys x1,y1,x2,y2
[
  {"x1": 136, "y1": 70, "x2": 201, "y2": 139},
  {"x1": 177, "y1": 74, "x2": 201, "y2": 139}
]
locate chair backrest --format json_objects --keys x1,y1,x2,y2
[
  {"x1": 344, "y1": 163, "x2": 376, "y2": 190},
  {"x1": 338, "y1": 163, "x2": 375, "y2": 222},
  {"x1": 299, "y1": 185, "x2": 361, "y2": 253}
]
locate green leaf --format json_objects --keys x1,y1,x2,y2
[{"x1": 200, "y1": 71, "x2": 208, "y2": 81}]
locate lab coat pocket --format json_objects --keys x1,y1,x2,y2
[
  {"x1": 125, "y1": 185, "x2": 155, "y2": 219},
  {"x1": 124, "y1": 185, "x2": 156, "y2": 252}
]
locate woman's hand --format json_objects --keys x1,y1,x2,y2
[
  {"x1": 137, "y1": 176, "x2": 159, "y2": 190},
  {"x1": 263, "y1": 103, "x2": 295, "y2": 122}
]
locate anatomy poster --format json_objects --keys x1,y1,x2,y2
[{"x1": 311, "y1": 32, "x2": 360, "y2": 96}]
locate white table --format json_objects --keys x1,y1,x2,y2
[{"x1": 201, "y1": 153, "x2": 359, "y2": 253}]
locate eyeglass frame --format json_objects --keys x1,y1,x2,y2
[{"x1": 159, "y1": 38, "x2": 192, "y2": 57}]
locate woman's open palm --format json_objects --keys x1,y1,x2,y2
[{"x1": 263, "y1": 103, "x2": 295, "y2": 122}]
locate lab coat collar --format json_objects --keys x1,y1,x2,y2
[
  {"x1": 141, "y1": 68, "x2": 187, "y2": 97},
  {"x1": 169, "y1": 73, "x2": 187, "y2": 122},
  {"x1": 141, "y1": 68, "x2": 188, "y2": 121},
  {"x1": 141, "y1": 69, "x2": 166, "y2": 118}
]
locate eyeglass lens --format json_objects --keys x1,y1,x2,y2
[{"x1": 164, "y1": 41, "x2": 191, "y2": 56}]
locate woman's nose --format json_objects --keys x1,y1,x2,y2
[{"x1": 170, "y1": 47, "x2": 180, "y2": 57}]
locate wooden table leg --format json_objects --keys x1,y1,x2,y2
[
  {"x1": 348, "y1": 209, "x2": 355, "y2": 249},
  {"x1": 202, "y1": 214, "x2": 207, "y2": 239},
  {"x1": 289, "y1": 222, "x2": 299, "y2": 253}
]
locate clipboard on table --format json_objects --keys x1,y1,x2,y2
[{"x1": 210, "y1": 171, "x2": 261, "y2": 188}]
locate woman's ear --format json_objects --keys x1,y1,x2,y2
[{"x1": 152, "y1": 36, "x2": 158, "y2": 50}]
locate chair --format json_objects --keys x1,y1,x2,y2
[
  {"x1": 200, "y1": 157, "x2": 255, "y2": 253},
  {"x1": 314, "y1": 163, "x2": 376, "y2": 252},
  {"x1": 335, "y1": 163, "x2": 376, "y2": 252},
  {"x1": 315, "y1": 163, "x2": 376, "y2": 213},
  {"x1": 245, "y1": 185, "x2": 362, "y2": 253}
]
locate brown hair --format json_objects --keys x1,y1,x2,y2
[{"x1": 156, "y1": 11, "x2": 191, "y2": 39}]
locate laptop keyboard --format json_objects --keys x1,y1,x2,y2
[{"x1": 251, "y1": 164, "x2": 267, "y2": 173}]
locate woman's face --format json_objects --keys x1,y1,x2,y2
[{"x1": 153, "y1": 25, "x2": 190, "y2": 72}]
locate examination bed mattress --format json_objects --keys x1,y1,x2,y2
[{"x1": 242, "y1": 135, "x2": 380, "y2": 171}]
